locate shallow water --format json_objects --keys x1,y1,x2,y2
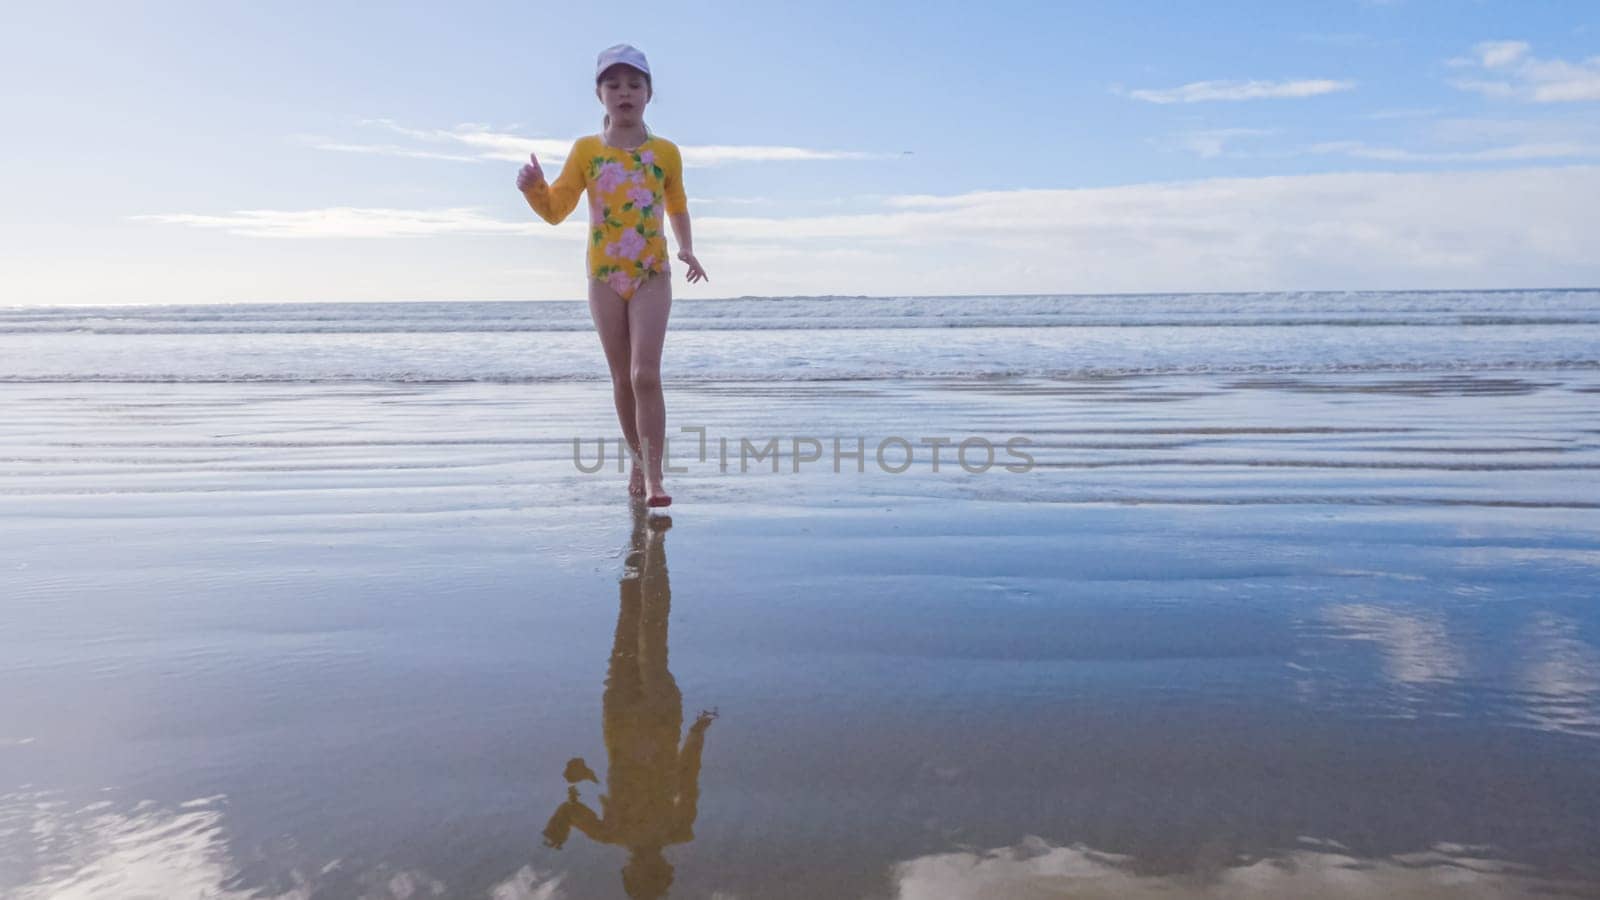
[{"x1": 1, "y1": 372, "x2": 1598, "y2": 898}]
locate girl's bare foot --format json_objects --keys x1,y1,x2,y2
[
  {"x1": 629, "y1": 465, "x2": 645, "y2": 496},
  {"x1": 645, "y1": 480, "x2": 672, "y2": 508}
]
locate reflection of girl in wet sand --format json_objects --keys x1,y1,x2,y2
[{"x1": 542, "y1": 509, "x2": 716, "y2": 900}]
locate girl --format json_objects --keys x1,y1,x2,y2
[{"x1": 517, "y1": 44, "x2": 707, "y2": 509}]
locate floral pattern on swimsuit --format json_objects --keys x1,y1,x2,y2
[
  {"x1": 519, "y1": 134, "x2": 688, "y2": 302},
  {"x1": 587, "y1": 145, "x2": 669, "y2": 299}
]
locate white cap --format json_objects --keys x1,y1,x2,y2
[{"x1": 595, "y1": 44, "x2": 650, "y2": 80}]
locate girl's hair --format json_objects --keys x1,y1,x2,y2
[{"x1": 598, "y1": 67, "x2": 652, "y2": 130}]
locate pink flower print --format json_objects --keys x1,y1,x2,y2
[
  {"x1": 614, "y1": 228, "x2": 647, "y2": 260},
  {"x1": 606, "y1": 270, "x2": 637, "y2": 296},
  {"x1": 595, "y1": 161, "x2": 628, "y2": 193},
  {"x1": 638, "y1": 150, "x2": 655, "y2": 166},
  {"x1": 641, "y1": 254, "x2": 657, "y2": 270},
  {"x1": 603, "y1": 228, "x2": 646, "y2": 261},
  {"x1": 627, "y1": 185, "x2": 654, "y2": 208}
]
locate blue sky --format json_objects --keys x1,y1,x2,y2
[{"x1": 3, "y1": 0, "x2": 1598, "y2": 303}]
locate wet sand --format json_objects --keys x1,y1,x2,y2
[{"x1": 2, "y1": 373, "x2": 1599, "y2": 898}]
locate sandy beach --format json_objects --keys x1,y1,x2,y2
[{"x1": 3, "y1": 370, "x2": 1598, "y2": 898}]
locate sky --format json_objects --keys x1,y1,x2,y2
[{"x1": 2, "y1": 0, "x2": 1598, "y2": 305}]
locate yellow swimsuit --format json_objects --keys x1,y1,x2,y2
[{"x1": 522, "y1": 132, "x2": 688, "y2": 300}]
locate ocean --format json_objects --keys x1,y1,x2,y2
[{"x1": 5, "y1": 289, "x2": 1599, "y2": 383}]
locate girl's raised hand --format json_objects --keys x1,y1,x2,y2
[
  {"x1": 515, "y1": 153, "x2": 544, "y2": 191},
  {"x1": 677, "y1": 250, "x2": 708, "y2": 284}
]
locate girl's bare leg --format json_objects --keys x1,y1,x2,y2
[
  {"x1": 626, "y1": 274, "x2": 673, "y2": 504},
  {"x1": 588, "y1": 279, "x2": 645, "y2": 495}
]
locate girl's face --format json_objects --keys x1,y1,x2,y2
[{"x1": 597, "y1": 65, "x2": 651, "y2": 126}]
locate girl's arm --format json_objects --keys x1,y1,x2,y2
[
  {"x1": 518, "y1": 142, "x2": 585, "y2": 225},
  {"x1": 661, "y1": 144, "x2": 707, "y2": 282},
  {"x1": 668, "y1": 710, "x2": 715, "y2": 843},
  {"x1": 669, "y1": 211, "x2": 707, "y2": 283}
]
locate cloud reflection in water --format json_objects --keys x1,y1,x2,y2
[
  {"x1": 1518, "y1": 612, "x2": 1600, "y2": 737},
  {"x1": 891, "y1": 836, "x2": 1586, "y2": 899},
  {"x1": 1321, "y1": 603, "x2": 1465, "y2": 689},
  {"x1": 0, "y1": 792, "x2": 568, "y2": 900}
]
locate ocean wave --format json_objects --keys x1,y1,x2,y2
[
  {"x1": 3, "y1": 359, "x2": 1597, "y2": 385},
  {"x1": 4, "y1": 315, "x2": 1600, "y2": 335},
  {"x1": 4, "y1": 290, "x2": 1597, "y2": 332},
  {"x1": 6, "y1": 292, "x2": 1598, "y2": 384}
]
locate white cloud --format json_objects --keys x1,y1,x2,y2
[
  {"x1": 711, "y1": 166, "x2": 1600, "y2": 293},
  {"x1": 1306, "y1": 115, "x2": 1600, "y2": 164},
  {"x1": 362, "y1": 119, "x2": 565, "y2": 161},
  {"x1": 131, "y1": 207, "x2": 563, "y2": 239},
  {"x1": 131, "y1": 166, "x2": 1600, "y2": 296},
  {"x1": 1450, "y1": 41, "x2": 1600, "y2": 102},
  {"x1": 1295, "y1": 32, "x2": 1384, "y2": 49},
  {"x1": 1170, "y1": 128, "x2": 1276, "y2": 159},
  {"x1": 678, "y1": 144, "x2": 888, "y2": 166},
  {"x1": 1476, "y1": 40, "x2": 1531, "y2": 68},
  {"x1": 693, "y1": 196, "x2": 771, "y2": 206},
  {"x1": 1427, "y1": 115, "x2": 1600, "y2": 143},
  {"x1": 1365, "y1": 107, "x2": 1441, "y2": 120},
  {"x1": 1311, "y1": 140, "x2": 1600, "y2": 162},
  {"x1": 311, "y1": 119, "x2": 890, "y2": 167},
  {"x1": 1124, "y1": 78, "x2": 1354, "y2": 103},
  {"x1": 296, "y1": 139, "x2": 487, "y2": 163}
]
